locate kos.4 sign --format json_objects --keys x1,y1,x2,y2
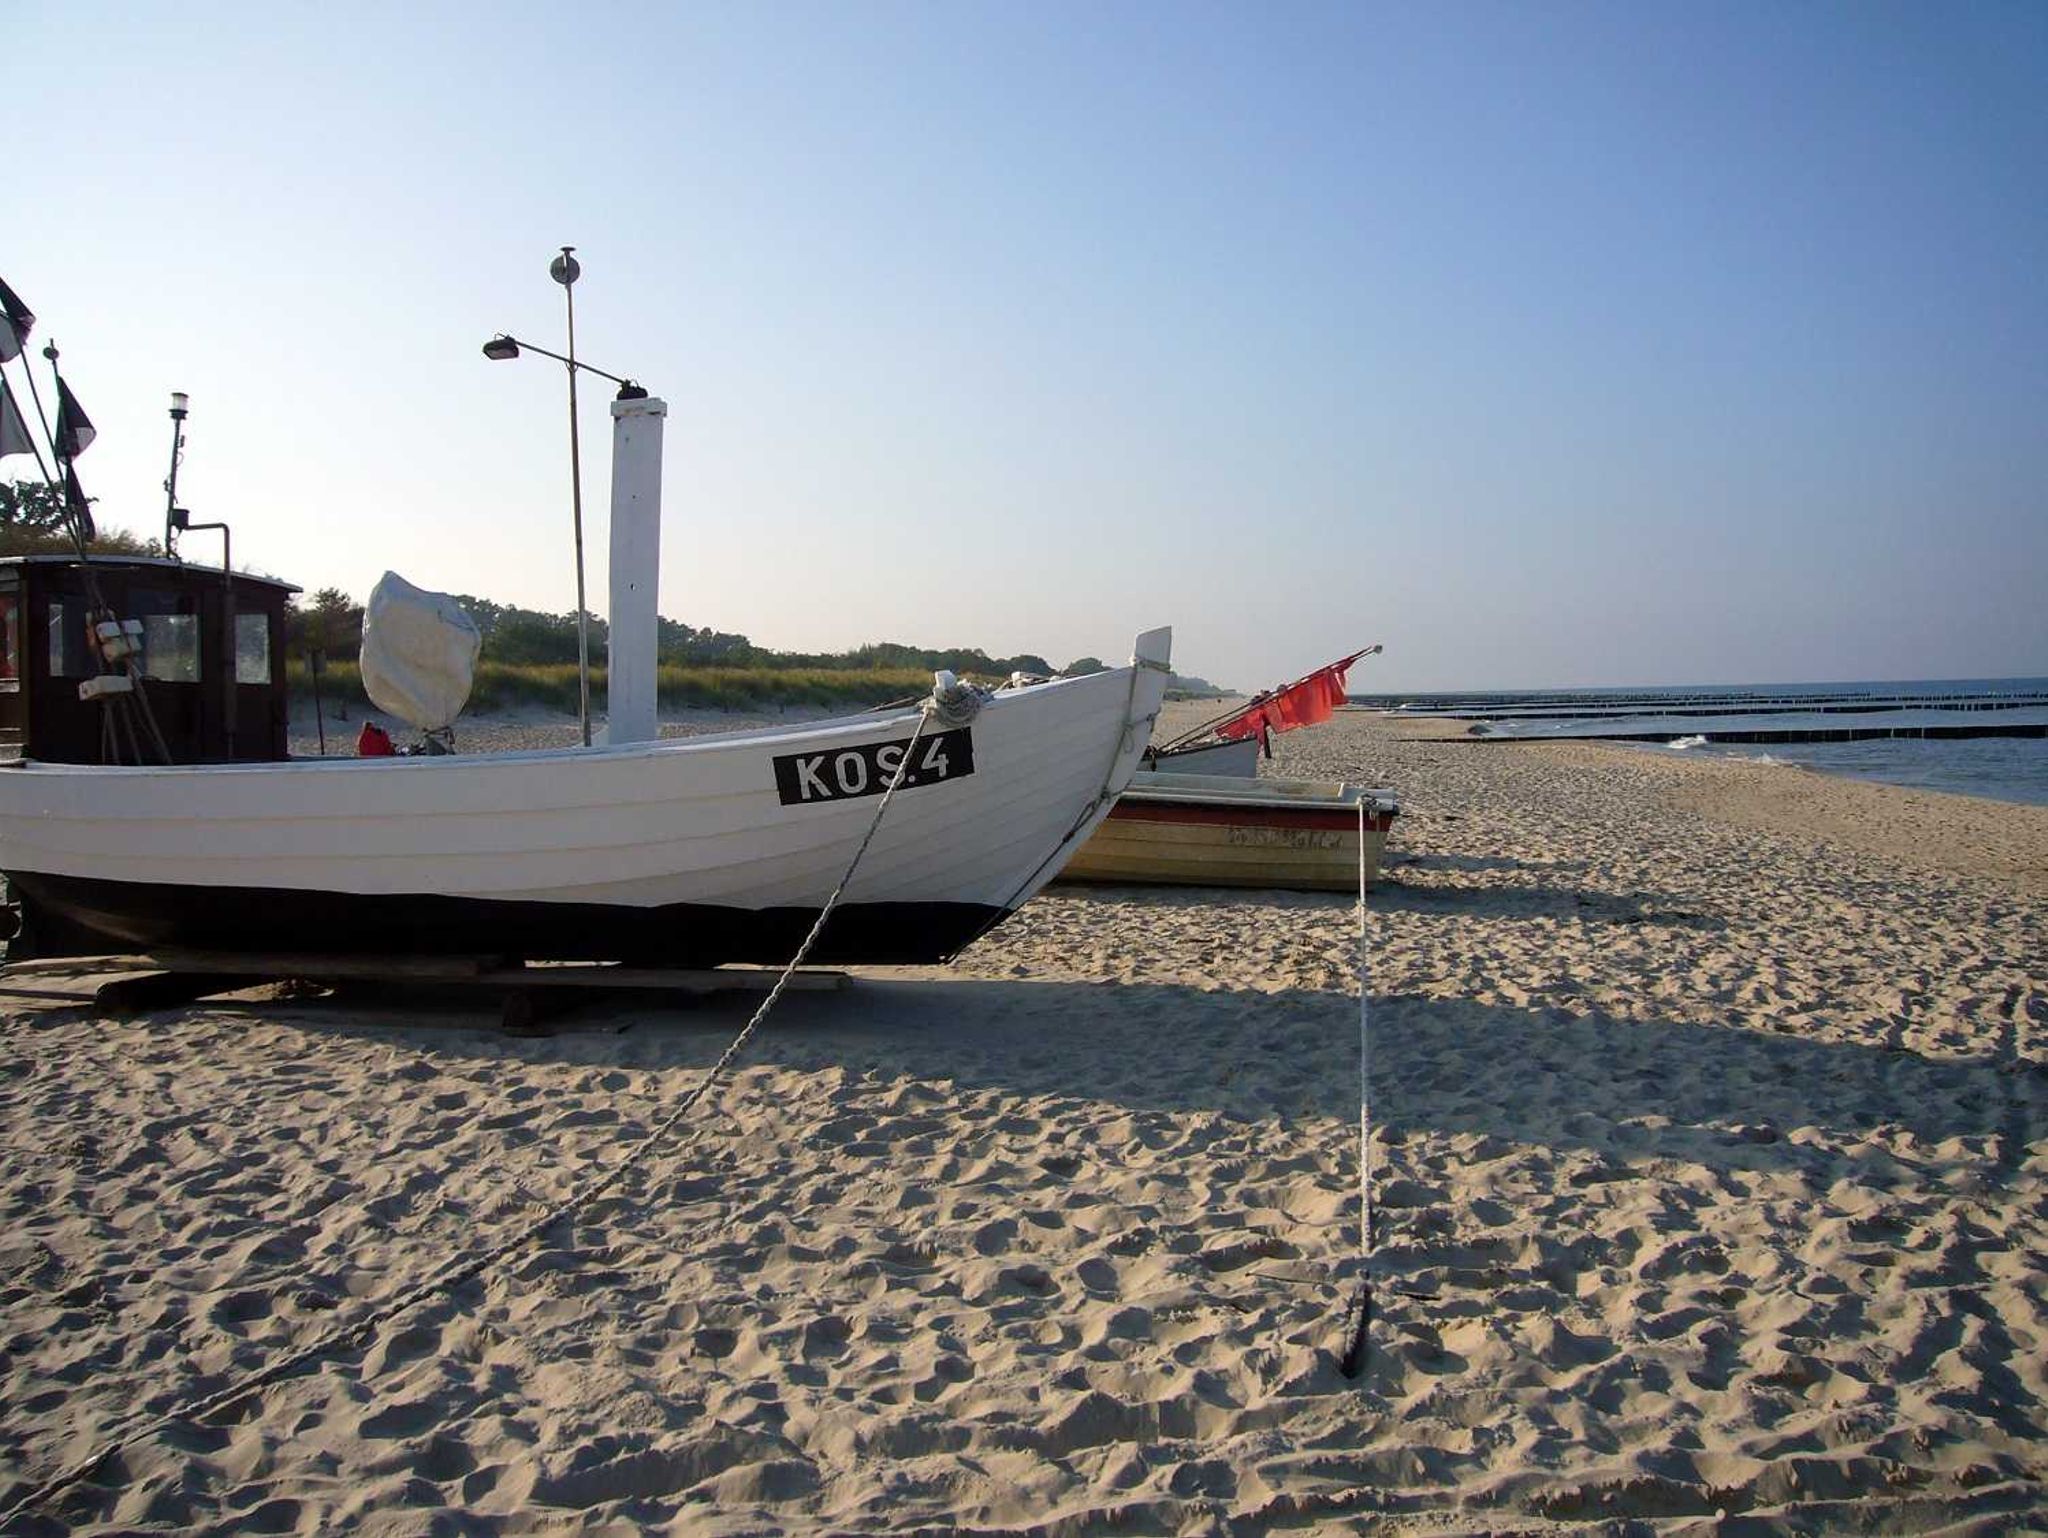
[{"x1": 771, "y1": 727, "x2": 975, "y2": 806}]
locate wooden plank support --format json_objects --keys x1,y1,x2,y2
[
  {"x1": 140, "y1": 950, "x2": 506, "y2": 981},
  {"x1": 94, "y1": 972, "x2": 267, "y2": 1016},
  {"x1": 482, "y1": 965, "x2": 850, "y2": 993},
  {"x1": 10, "y1": 952, "x2": 852, "y2": 1020},
  {"x1": 500, "y1": 986, "x2": 581, "y2": 1038},
  {"x1": 133, "y1": 953, "x2": 849, "y2": 992},
  {"x1": 0, "y1": 955, "x2": 155, "y2": 978},
  {"x1": 0, "y1": 983, "x2": 102, "y2": 1003}
]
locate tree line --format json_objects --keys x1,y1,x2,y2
[
  {"x1": 1, "y1": 482, "x2": 1108, "y2": 680},
  {"x1": 286, "y1": 587, "x2": 1089, "y2": 679},
  {"x1": 0, "y1": 479, "x2": 155, "y2": 558}
]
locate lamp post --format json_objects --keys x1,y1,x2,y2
[{"x1": 481, "y1": 249, "x2": 646, "y2": 747}]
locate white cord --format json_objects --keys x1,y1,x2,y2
[{"x1": 0, "y1": 708, "x2": 939, "y2": 1526}]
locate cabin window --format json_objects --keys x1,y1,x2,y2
[
  {"x1": 235, "y1": 611, "x2": 271, "y2": 685},
  {"x1": 0, "y1": 592, "x2": 16, "y2": 682},
  {"x1": 134, "y1": 590, "x2": 201, "y2": 683},
  {"x1": 47, "y1": 599, "x2": 90, "y2": 678},
  {"x1": 142, "y1": 615, "x2": 200, "y2": 681}
]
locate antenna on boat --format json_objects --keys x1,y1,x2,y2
[
  {"x1": 163, "y1": 390, "x2": 189, "y2": 557},
  {"x1": 157, "y1": 388, "x2": 240, "y2": 757}
]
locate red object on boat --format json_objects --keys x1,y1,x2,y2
[
  {"x1": 1211, "y1": 648, "x2": 1376, "y2": 744},
  {"x1": 356, "y1": 722, "x2": 395, "y2": 757}
]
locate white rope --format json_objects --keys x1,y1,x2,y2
[
  {"x1": 0, "y1": 707, "x2": 937, "y2": 1526},
  {"x1": 1359, "y1": 795, "x2": 1374, "y2": 1263},
  {"x1": 1341, "y1": 793, "x2": 1375, "y2": 1376}
]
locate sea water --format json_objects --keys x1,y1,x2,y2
[
  {"x1": 1678, "y1": 734, "x2": 2048, "y2": 808},
  {"x1": 1373, "y1": 679, "x2": 2048, "y2": 808}
]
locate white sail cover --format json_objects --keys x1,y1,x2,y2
[{"x1": 359, "y1": 571, "x2": 481, "y2": 732}]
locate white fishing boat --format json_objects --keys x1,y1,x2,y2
[
  {"x1": 0, "y1": 272, "x2": 1174, "y2": 967},
  {"x1": 0, "y1": 627, "x2": 1173, "y2": 965},
  {"x1": 1058, "y1": 769, "x2": 1397, "y2": 892}
]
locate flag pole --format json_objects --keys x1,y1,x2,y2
[{"x1": 553, "y1": 246, "x2": 593, "y2": 748}]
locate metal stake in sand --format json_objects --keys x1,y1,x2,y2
[{"x1": 1340, "y1": 792, "x2": 1375, "y2": 1376}]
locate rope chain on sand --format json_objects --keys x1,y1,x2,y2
[{"x1": 0, "y1": 707, "x2": 939, "y2": 1528}]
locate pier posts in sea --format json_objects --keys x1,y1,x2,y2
[{"x1": 607, "y1": 395, "x2": 668, "y2": 745}]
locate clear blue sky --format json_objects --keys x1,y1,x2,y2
[{"x1": 8, "y1": 2, "x2": 2045, "y2": 691}]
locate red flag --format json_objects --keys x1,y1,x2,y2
[{"x1": 1211, "y1": 649, "x2": 1375, "y2": 743}]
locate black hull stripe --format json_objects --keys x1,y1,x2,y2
[{"x1": 6, "y1": 872, "x2": 1010, "y2": 967}]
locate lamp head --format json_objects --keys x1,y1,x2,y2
[
  {"x1": 549, "y1": 246, "x2": 581, "y2": 287},
  {"x1": 481, "y1": 335, "x2": 521, "y2": 362},
  {"x1": 168, "y1": 391, "x2": 189, "y2": 420}
]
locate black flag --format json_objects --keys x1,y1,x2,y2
[
  {"x1": 0, "y1": 277, "x2": 31, "y2": 363},
  {"x1": 0, "y1": 378, "x2": 34, "y2": 461},
  {"x1": 54, "y1": 377, "x2": 95, "y2": 459},
  {"x1": 63, "y1": 465, "x2": 94, "y2": 543}
]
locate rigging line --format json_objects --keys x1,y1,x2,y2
[
  {"x1": 0, "y1": 706, "x2": 938, "y2": 1529},
  {"x1": 5, "y1": 348, "x2": 174, "y2": 763},
  {"x1": 3, "y1": 351, "x2": 114, "y2": 702},
  {"x1": 2, "y1": 349, "x2": 62, "y2": 486},
  {"x1": 36, "y1": 349, "x2": 99, "y2": 566}
]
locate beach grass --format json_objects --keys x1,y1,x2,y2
[{"x1": 287, "y1": 658, "x2": 935, "y2": 716}]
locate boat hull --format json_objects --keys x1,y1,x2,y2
[
  {"x1": 8, "y1": 872, "x2": 1005, "y2": 967},
  {"x1": 0, "y1": 637, "x2": 1171, "y2": 964},
  {"x1": 1148, "y1": 738, "x2": 1260, "y2": 777},
  {"x1": 1058, "y1": 771, "x2": 1397, "y2": 892}
]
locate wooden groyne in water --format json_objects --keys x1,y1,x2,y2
[
  {"x1": 1361, "y1": 683, "x2": 2048, "y2": 743},
  {"x1": 1357, "y1": 686, "x2": 2048, "y2": 722},
  {"x1": 1467, "y1": 721, "x2": 2048, "y2": 744}
]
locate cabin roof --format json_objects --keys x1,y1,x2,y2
[{"x1": 0, "y1": 554, "x2": 300, "y2": 595}]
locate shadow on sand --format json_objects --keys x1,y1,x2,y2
[{"x1": 196, "y1": 968, "x2": 2040, "y2": 1190}]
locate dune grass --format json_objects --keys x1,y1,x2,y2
[{"x1": 288, "y1": 659, "x2": 937, "y2": 717}]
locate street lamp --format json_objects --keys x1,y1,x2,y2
[
  {"x1": 481, "y1": 334, "x2": 647, "y2": 397},
  {"x1": 482, "y1": 248, "x2": 646, "y2": 747}
]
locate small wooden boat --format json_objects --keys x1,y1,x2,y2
[
  {"x1": 1147, "y1": 736, "x2": 1260, "y2": 777},
  {"x1": 1057, "y1": 770, "x2": 1398, "y2": 892}
]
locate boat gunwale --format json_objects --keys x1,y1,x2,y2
[
  {"x1": 0, "y1": 668, "x2": 1134, "y2": 777},
  {"x1": 1120, "y1": 784, "x2": 1400, "y2": 816}
]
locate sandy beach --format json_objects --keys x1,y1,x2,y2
[{"x1": 1, "y1": 704, "x2": 2043, "y2": 1534}]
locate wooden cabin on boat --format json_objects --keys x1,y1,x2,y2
[{"x1": 0, "y1": 555, "x2": 297, "y2": 765}]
